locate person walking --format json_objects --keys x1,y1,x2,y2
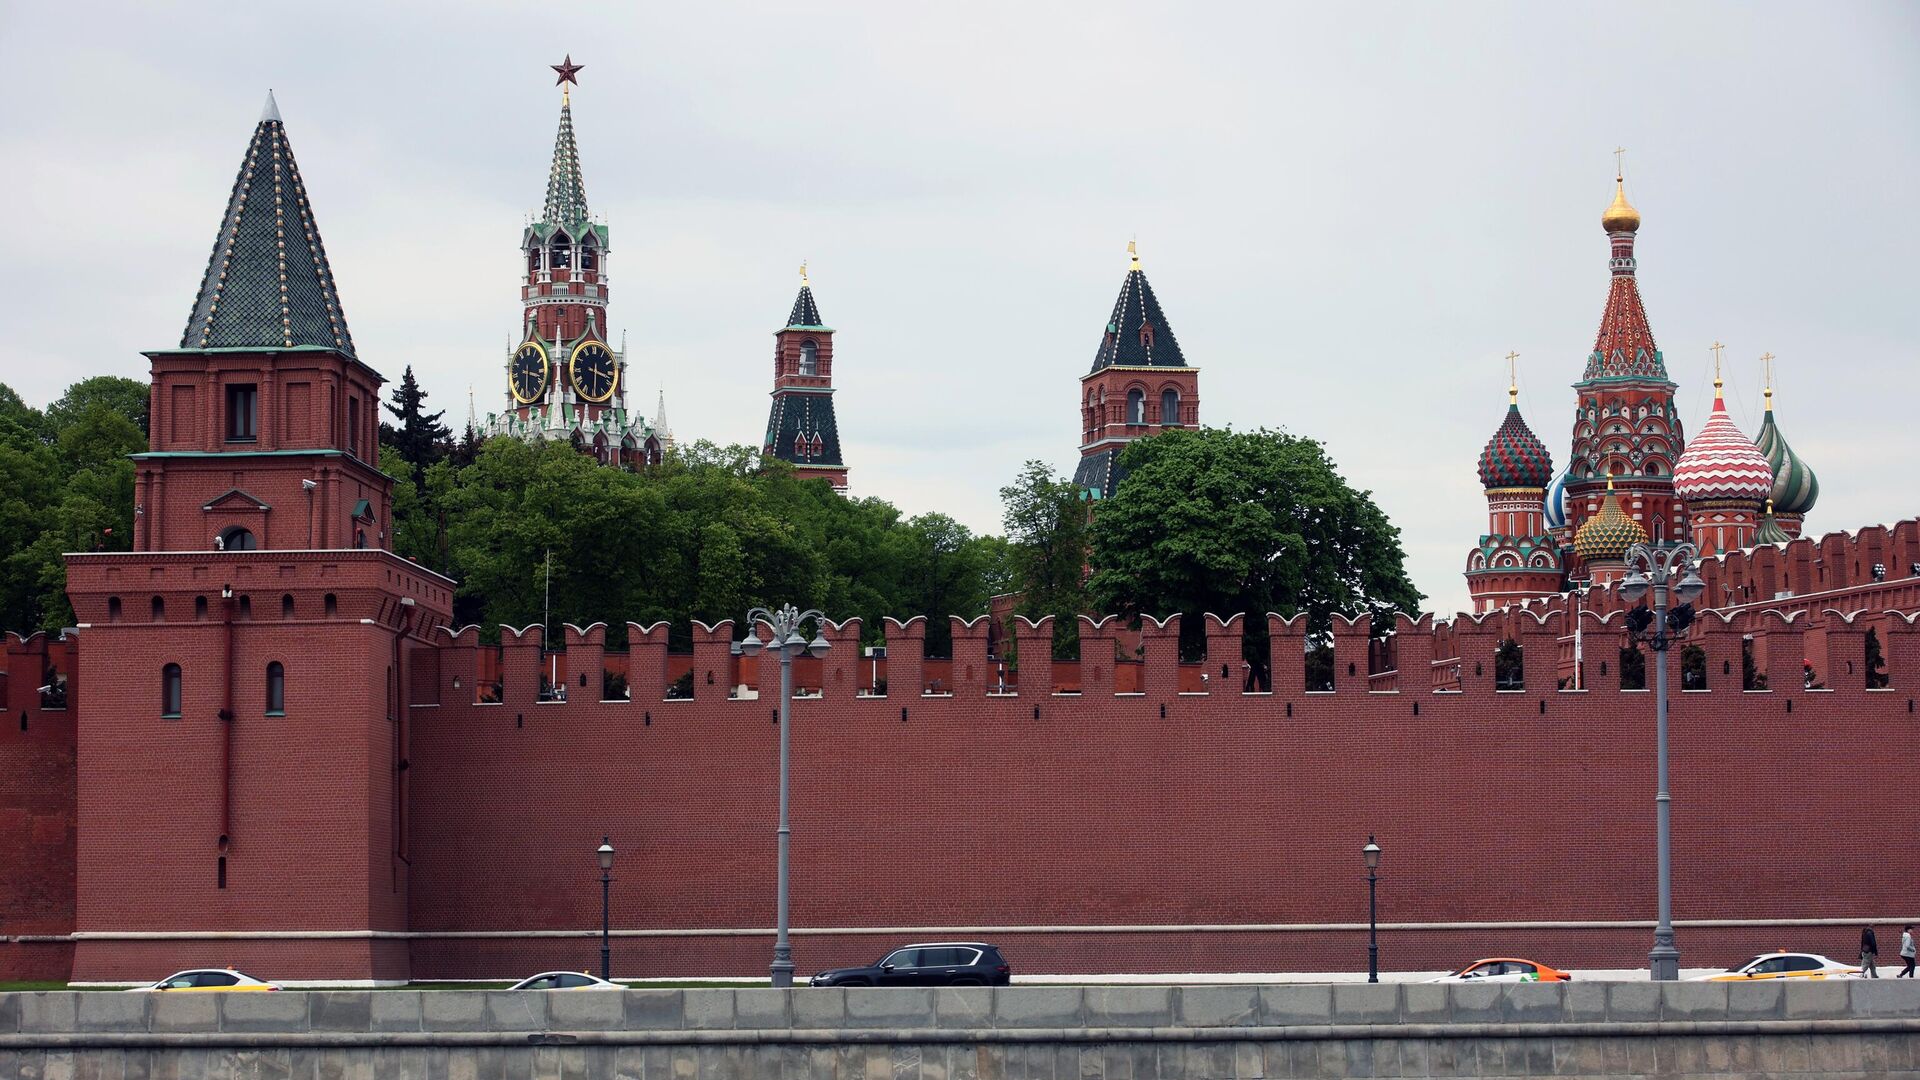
[
  {"x1": 1899, "y1": 926, "x2": 1915, "y2": 978},
  {"x1": 1861, "y1": 925, "x2": 1880, "y2": 977}
]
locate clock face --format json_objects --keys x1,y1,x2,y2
[
  {"x1": 510, "y1": 342, "x2": 550, "y2": 404},
  {"x1": 570, "y1": 340, "x2": 617, "y2": 403}
]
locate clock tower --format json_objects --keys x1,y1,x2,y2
[{"x1": 488, "y1": 58, "x2": 662, "y2": 467}]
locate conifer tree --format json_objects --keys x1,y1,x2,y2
[{"x1": 381, "y1": 366, "x2": 450, "y2": 487}]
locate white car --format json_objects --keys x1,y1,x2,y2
[
  {"x1": 1688, "y1": 952, "x2": 1862, "y2": 981},
  {"x1": 125, "y1": 968, "x2": 281, "y2": 992},
  {"x1": 506, "y1": 971, "x2": 622, "y2": 990}
]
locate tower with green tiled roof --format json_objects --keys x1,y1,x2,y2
[
  {"x1": 486, "y1": 63, "x2": 662, "y2": 468},
  {"x1": 1072, "y1": 243, "x2": 1200, "y2": 499},
  {"x1": 763, "y1": 267, "x2": 848, "y2": 491}
]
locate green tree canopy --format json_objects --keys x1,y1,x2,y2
[
  {"x1": 999, "y1": 460, "x2": 1091, "y2": 657},
  {"x1": 1086, "y1": 427, "x2": 1422, "y2": 663}
]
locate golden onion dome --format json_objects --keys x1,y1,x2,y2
[
  {"x1": 1574, "y1": 480, "x2": 1649, "y2": 563},
  {"x1": 1601, "y1": 176, "x2": 1641, "y2": 234}
]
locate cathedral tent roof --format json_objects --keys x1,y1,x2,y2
[
  {"x1": 787, "y1": 284, "x2": 825, "y2": 329},
  {"x1": 180, "y1": 92, "x2": 355, "y2": 357},
  {"x1": 1089, "y1": 253, "x2": 1188, "y2": 373}
]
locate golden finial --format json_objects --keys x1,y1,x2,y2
[
  {"x1": 1602, "y1": 153, "x2": 1641, "y2": 234},
  {"x1": 1127, "y1": 238, "x2": 1140, "y2": 272},
  {"x1": 1760, "y1": 352, "x2": 1775, "y2": 410},
  {"x1": 1505, "y1": 351, "x2": 1519, "y2": 405},
  {"x1": 799, "y1": 260, "x2": 809, "y2": 287}
]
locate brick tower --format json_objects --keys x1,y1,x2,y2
[
  {"x1": 763, "y1": 266, "x2": 849, "y2": 490},
  {"x1": 488, "y1": 59, "x2": 662, "y2": 466},
  {"x1": 1464, "y1": 364, "x2": 1562, "y2": 611},
  {"x1": 1564, "y1": 171, "x2": 1687, "y2": 573},
  {"x1": 1073, "y1": 243, "x2": 1200, "y2": 499},
  {"x1": 61, "y1": 94, "x2": 452, "y2": 983}
]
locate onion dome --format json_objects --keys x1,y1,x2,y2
[
  {"x1": 1754, "y1": 385, "x2": 1820, "y2": 516},
  {"x1": 1575, "y1": 480, "x2": 1648, "y2": 562},
  {"x1": 1601, "y1": 176, "x2": 1641, "y2": 234},
  {"x1": 1673, "y1": 377, "x2": 1774, "y2": 504},
  {"x1": 1477, "y1": 388, "x2": 1554, "y2": 490},
  {"x1": 1542, "y1": 464, "x2": 1572, "y2": 532},
  {"x1": 1754, "y1": 500, "x2": 1792, "y2": 545}
]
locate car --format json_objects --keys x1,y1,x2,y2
[
  {"x1": 506, "y1": 971, "x2": 623, "y2": 990},
  {"x1": 126, "y1": 968, "x2": 281, "y2": 992},
  {"x1": 808, "y1": 943, "x2": 1011, "y2": 987},
  {"x1": 1427, "y1": 958, "x2": 1573, "y2": 983},
  {"x1": 1690, "y1": 952, "x2": 1862, "y2": 981}
]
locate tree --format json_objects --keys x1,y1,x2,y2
[
  {"x1": 999, "y1": 460, "x2": 1091, "y2": 658},
  {"x1": 381, "y1": 366, "x2": 450, "y2": 487},
  {"x1": 1086, "y1": 427, "x2": 1423, "y2": 668},
  {"x1": 45, "y1": 376, "x2": 150, "y2": 437}
]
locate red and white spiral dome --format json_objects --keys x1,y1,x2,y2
[{"x1": 1673, "y1": 379, "x2": 1773, "y2": 504}]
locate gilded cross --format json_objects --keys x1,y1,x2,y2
[
  {"x1": 1709, "y1": 340, "x2": 1725, "y2": 378},
  {"x1": 1760, "y1": 351, "x2": 1775, "y2": 387},
  {"x1": 1505, "y1": 351, "x2": 1520, "y2": 403},
  {"x1": 1613, "y1": 146, "x2": 1627, "y2": 178}
]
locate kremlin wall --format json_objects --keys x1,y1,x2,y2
[{"x1": 1, "y1": 83, "x2": 1918, "y2": 987}]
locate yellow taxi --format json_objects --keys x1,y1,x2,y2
[
  {"x1": 127, "y1": 968, "x2": 282, "y2": 991},
  {"x1": 1690, "y1": 952, "x2": 1861, "y2": 981}
]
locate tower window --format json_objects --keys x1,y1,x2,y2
[
  {"x1": 1160, "y1": 388, "x2": 1180, "y2": 426},
  {"x1": 347, "y1": 396, "x2": 361, "y2": 458},
  {"x1": 281, "y1": 594, "x2": 294, "y2": 619},
  {"x1": 579, "y1": 240, "x2": 598, "y2": 272},
  {"x1": 1127, "y1": 389, "x2": 1145, "y2": 425},
  {"x1": 266, "y1": 662, "x2": 285, "y2": 715},
  {"x1": 108, "y1": 596, "x2": 122, "y2": 622},
  {"x1": 162, "y1": 663, "x2": 183, "y2": 718},
  {"x1": 324, "y1": 593, "x2": 337, "y2": 616},
  {"x1": 550, "y1": 234, "x2": 572, "y2": 270},
  {"x1": 195, "y1": 595, "x2": 208, "y2": 621},
  {"x1": 151, "y1": 596, "x2": 165, "y2": 622},
  {"x1": 217, "y1": 526, "x2": 257, "y2": 551},
  {"x1": 799, "y1": 340, "x2": 818, "y2": 376},
  {"x1": 225, "y1": 384, "x2": 257, "y2": 442},
  {"x1": 527, "y1": 248, "x2": 540, "y2": 274}
]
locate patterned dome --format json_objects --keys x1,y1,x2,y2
[
  {"x1": 1574, "y1": 481, "x2": 1648, "y2": 562},
  {"x1": 1673, "y1": 381, "x2": 1773, "y2": 505},
  {"x1": 1477, "y1": 399, "x2": 1554, "y2": 490},
  {"x1": 1754, "y1": 394, "x2": 1820, "y2": 516},
  {"x1": 1542, "y1": 464, "x2": 1572, "y2": 532},
  {"x1": 1754, "y1": 502, "x2": 1792, "y2": 545}
]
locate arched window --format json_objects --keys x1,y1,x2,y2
[
  {"x1": 217, "y1": 526, "x2": 257, "y2": 551},
  {"x1": 108, "y1": 596, "x2": 122, "y2": 622},
  {"x1": 151, "y1": 596, "x2": 165, "y2": 622},
  {"x1": 526, "y1": 247, "x2": 540, "y2": 275},
  {"x1": 579, "y1": 238, "x2": 598, "y2": 272},
  {"x1": 237, "y1": 595, "x2": 251, "y2": 620},
  {"x1": 1160, "y1": 389, "x2": 1180, "y2": 426},
  {"x1": 799, "y1": 340, "x2": 818, "y2": 376},
  {"x1": 1127, "y1": 389, "x2": 1145, "y2": 425},
  {"x1": 324, "y1": 593, "x2": 338, "y2": 617},
  {"x1": 266, "y1": 662, "x2": 285, "y2": 716},
  {"x1": 281, "y1": 594, "x2": 294, "y2": 619},
  {"x1": 550, "y1": 233, "x2": 571, "y2": 270},
  {"x1": 162, "y1": 664, "x2": 182, "y2": 718},
  {"x1": 194, "y1": 596, "x2": 208, "y2": 621}
]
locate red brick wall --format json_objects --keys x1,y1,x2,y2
[{"x1": 0, "y1": 634, "x2": 77, "y2": 980}]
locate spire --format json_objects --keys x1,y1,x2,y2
[
  {"x1": 653, "y1": 388, "x2": 672, "y2": 442},
  {"x1": 1673, "y1": 348, "x2": 1774, "y2": 507},
  {"x1": 787, "y1": 265, "x2": 824, "y2": 328},
  {"x1": 1582, "y1": 165, "x2": 1663, "y2": 382},
  {"x1": 1090, "y1": 243, "x2": 1187, "y2": 371},
  {"x1": 542, "y1": 91, "x2": 589, "y2": 228},
  {"x1": 181, "y1": 96, "x2": 355, "y2": 356}
]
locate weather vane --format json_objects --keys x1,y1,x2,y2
[{"x1": 799, "y1": 260, "x2": 809, "y2": 286}]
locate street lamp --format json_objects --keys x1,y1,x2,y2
[
  {"x1": 1619, "y1": 541, "x2": 1703, "y2": 981},
  {"x1": 739, "y1": 604, "x2": 831, "y2": 987},
  {"x1": 596, "y1": 837, "x2": 615, "y2": 981},
  {"x1": 1363, "y1": 836, "x2": 1382, "y2": 983}
]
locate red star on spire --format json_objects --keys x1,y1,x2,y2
[{"x1": 551, "y1": 55, "x2": 585, "y2": 87}]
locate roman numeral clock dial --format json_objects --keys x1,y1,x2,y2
[
  {"x1": 570, "y1": 340, "x2": 617, "y2": 403},
  {"x1": 510, "y1": 341, "x2": 550, "y2": 404}
]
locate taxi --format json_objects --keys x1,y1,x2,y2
[
  {"x1": 1690, "y1": 952, "x2": 1861, "y2": 981},
  {"x1": 1428, "y1": 958, "x2": 1573, "y2": 983},
  {"x1": 127, "y1": 968, "x2": 281, "y2": 991}
]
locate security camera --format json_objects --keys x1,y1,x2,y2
[{"x1": 301, "y1": 478, "x2": 318, "y2": 491}]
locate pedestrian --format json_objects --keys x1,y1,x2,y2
[
  {"x1": 1861, "y1": 925, "x2": 1880, "y2": 977},
  {"x1": 1900, "y1": 926, "x2": 1916, "y2": 978}
]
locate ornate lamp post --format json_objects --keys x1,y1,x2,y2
[
  {"x1": 1363, "y1": 836, "x2": 1382, "y2": 983},
  {"x1": 1619, "y1": 542, "x2": 1705, "y2": 981},
  {"x1": 596, "y1": 837, "x2": 615, "y2": 981},
  {"x1": 739, "y1": 604, "x2": 831, "y2": 987}
]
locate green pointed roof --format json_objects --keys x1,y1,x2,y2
[
  {"x1": 1755, "y1": 401, "x2": 1819, "y2": 517},
  {"x1": 181, "y1": 93, "x2": 355, "y2": 356},
  {"x1": 1754, "y1": 504, "x2": 1792, "y2": 545},
  {"x1": 542, "y1": 97, "x2": 589, "y2": 228},
  {"x1": 787, "y1": 284, "x2": 823, "y2": 329}
]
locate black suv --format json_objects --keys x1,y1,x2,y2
[{"x1": 808, "y1": 942, "x2": 1011, "y2": 987}]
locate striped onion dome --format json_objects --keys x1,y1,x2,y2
[
  {"x1": 1543, "y1": 464, "x2": 1573, "y2": 531},
  {"x1": 1754, "y1": 501, "x2": 1792, "y2": 545},
  {"x1": 1754, "y1": 394, "x2": 1819, "y2": 516},
  {"x1": 1574, "y1": 481, "x2": 1648, "y2": 562},
  {"x1": 1477, "y1": 396, "x2": 1554, "y2": 490},
  {"x1": 1672, "y1": 380, "x2": 1773, "y2": 505}
]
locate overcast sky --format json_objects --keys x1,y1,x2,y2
[{"x1": 3, "y1": 2, "x2": 1915, "y2": 614}]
